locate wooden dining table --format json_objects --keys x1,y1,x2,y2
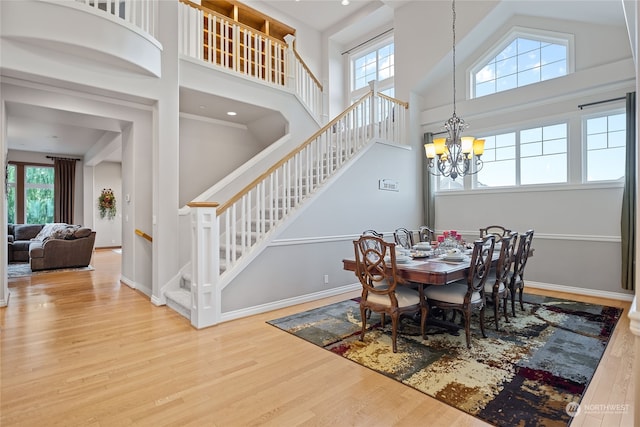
[{"x1": 342, "y1": 255, "x2": 475, "y2": 286}]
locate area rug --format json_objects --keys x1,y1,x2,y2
[
  {"x1": 267, "y1": 294, "x2": 623, "y2": 427},
  {"x1": 7, "y1": 263, "x2": 94, "y2": 279}
]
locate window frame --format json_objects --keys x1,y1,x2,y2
[
  {"x1": 582, "y1": 107, "x2": 627, "y2": 183},
  {"x1": 469, "y1": 27, "x2": 575, "y2": 99},
  {"x1": 8, "y1": 161, "x2": 55, "y2": 224},
  {"x1": 349, "y1": 36, "x2": 395, "y2": 104}
]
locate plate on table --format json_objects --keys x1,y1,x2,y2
[
  {"x1": 442, "y1": 254, "x2": 466, "y2": 262},
  {"x1": 411, "y1": 251, "x2": 431, "y2": 259},
  {"x1": 385, "y1": 255, "x2": 412, "y2": 264},
  {"x1": 413, "y1": 243, "x2": 432, "y2": 251}
]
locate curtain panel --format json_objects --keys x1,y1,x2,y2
[
  {"x1": 621, "y1": 91, "x2": 636, "y2": 291},
  {"x1": 422, "y1": 132, "x2": 435, "y2": 230},
  {"x1": 54, "y1": 158, "x2": 77, "y2": 224}
]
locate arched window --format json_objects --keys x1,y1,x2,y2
[{"x1": 471, "y1": 28, "x2": 573, "y2": 98}]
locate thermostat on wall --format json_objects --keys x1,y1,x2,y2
[{"x1": 379, "y1": 179, "x2": 399, "y2": 192}]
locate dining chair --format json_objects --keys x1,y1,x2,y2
[
  {"x1": 479, "y1": 225, "x2": 512, "y2": 241},
  {"x1": 418, "y1": 226, "x2": 435, "y2": 243},
  {"x1": 485, "y1": 231, "x2": 518, "y2": 330},
  {"x1": 394, "y1": 227, "x2": 415, "y2": 249},
  {"x1": 424, "y1": 235, "x2": 495, "y2": 348},
  {"x1": 353, "y1": 235, "x2": 427, "y2": 353},
  {"x1": 509, "y1": 229, "x2": 535, "y2": 316}
]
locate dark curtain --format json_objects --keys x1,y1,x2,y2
[
  {"x1": 621, "y1": 91, "x2": 636, "y2": 291},
  {"x1": 422, "y1": 132, "x2": 435, "y2": 230},
  {"x1": 54, "y1": 158, "x2": 77, "y2": 224}
]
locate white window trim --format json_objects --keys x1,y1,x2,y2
[
  {"x1": 348, "y1": 35, "x2": 394, "y2": 102},
  {"x1": 581, "y1": 106, "x2": 627, "y2": 183},
  {"x1": 468, "y1": 26, "x2": 575, "y2": 99}
]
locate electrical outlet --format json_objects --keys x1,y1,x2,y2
[{"x1": 323, "y1": 274, "x2": 329, "y2": 284}]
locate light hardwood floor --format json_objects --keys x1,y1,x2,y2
[{"x1": 1, "y1": 249, "x2": 635, "y2": 426}]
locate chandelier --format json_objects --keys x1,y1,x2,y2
[{"x1": 424, "y1": 0, "x2": 484, "y2": 180}]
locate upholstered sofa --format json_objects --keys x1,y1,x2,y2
[{"x1": 7, "y1": 223, "x2": 96, "y2": 271}]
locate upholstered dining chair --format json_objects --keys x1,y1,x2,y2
[
  {"x1": 424, "y1": 235, "x2": 495, "y2": 348},
  {"x1": 509, "y1": 229, "x2": 535, "y2": 316},
  {"x1": 479, "y1": 225, "x2": 512, "y2": 241},
  {"x1": 394, "y1": 227, "x2": 415, "y2": 249},
  {"x1": 418, "y1": 226, "x2": 435, "y2": 243},
  {"x1": 485, "y1": 231, "x2": 518, "y2": 330},
  {"x1": 353, "y1": 235, "x2": 427, "y2": 353}
]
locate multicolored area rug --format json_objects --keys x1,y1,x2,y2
[{"x1": 268, "y1": 294, "x2": 622, "y2": 427}]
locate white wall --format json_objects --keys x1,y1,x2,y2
[{"x1": 93, "y1": 162, "x2": 122, "y2": 248}]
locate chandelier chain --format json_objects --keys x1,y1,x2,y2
[{"x1": 452, "y1": 0, "x2": 456, "y2": 116}]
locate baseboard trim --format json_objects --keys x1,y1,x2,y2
[
  {"x1": 526, "y1": 281, "x2": 635, "y2": 302},
  {"x1": 220, "y1": 283, "x2": 360, "y2": 323}
]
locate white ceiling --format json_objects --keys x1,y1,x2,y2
[{"x1": 5, "y1": 0, "x2": 628, "y2": 163}]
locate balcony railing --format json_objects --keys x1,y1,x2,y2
[
  {"x1": 178, "y1": 0, "x2": 323, "y2": 121},
  {"x1": 75, "y1": 0, "x2": 157, "y2": 37}
]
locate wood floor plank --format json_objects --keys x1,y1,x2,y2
[{"x1": 1, "y1": 249, "x2": 635, "y2": 426}]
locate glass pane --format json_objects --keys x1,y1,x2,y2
[
  {"x1": 521, "y1": 127, "x2": 542, "y2": 143},
  {"x1": 495, "y1": 146, "x2": 516, "y2": 160},
  {"x1": 543, "y1": 123, "x2": 567, "y2": 139},
  {"x1": 476, "y1": 159, "x2": 516, "y2": 187},
  {"x1": 26, "y1": 188, "x2": 54, "y2": 224},
  {"x1": 521, "y1": 153, "x2": 567, "y2": 184},
  {"x1": 438, "y1": 176, "x2": 464, "y2": 191},
  {"x1": 518, "y1": 49, "x2": 541, "y2": 73},
  {"x1": 541, "y1": 43, "x2": 566, "y2": 64},
  {"x1": 496, "y1": 57, "x2": 517, "y2": 78},
  {"x1": 544, "y1": 138, "x2": 567, "y2": 155},
  {"x1": 588, "y1": 133, "x2": 607, "y2": 150},
  {"x1": 495, "y1": 133, "x2": 516, "y2": 147},
  {"x1": 476, "y1": 80, "x2": 495, "y2": 97},
  {"x1": 518, "y1": 67, "x2": 540, "y2": 86},
  {"x1": 7, "y1": 185, "x2": 16, "y2": 224},
  {"x1": 517, "y1": 38, "x2": 540, "y2": 55},
  {"x1": 609, "y1": 114, "x2": 625, "y2": 132},
  {"x1": 587, "y1": 147, "x2": 625, "y2": 181},
  {"x1": 541, "y1": 60, "x2": 566, "y2": 80},
  {"x1": 7, "y1": 164, "x2": 16, "y2": 183},
  {"x1": 521, "y1": 141, "x2": 542, "y2": 157},
  {"x1": 497, "y1": 40, "x2": 517, "y2": 60},
  {"x1": 476, "y1": 64, "x2": 494, "y2": 84},
  {"x1": 26, "y1": 166, "x2": 54, "y2": 184},
  {"x1": 587, "y1": 117, "x2": 607, "y2": 134},
  {"x1": 609, "y1": 130, "x2": 626, "y2": 148},
  {"x1": 496, "y1": 74, "x2": 517, "y2": 93}
]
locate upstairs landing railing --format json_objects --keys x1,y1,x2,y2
[
  {"x1": 74, "y1": 0, "x2": 157, "y2": 37},
  {"x1": 178, "y1": 0, "x2": 323, "y2": 121},
  {"x1": 188, "y1": 83, "x2": 408, "y2": 328}
]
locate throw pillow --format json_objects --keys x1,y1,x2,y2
[
  {"x1": 34, "y1": 223, "x2": 79, "y2": 241},
  {"x1": 50, "y1": 227, "x2": 79, "y2": 240}
]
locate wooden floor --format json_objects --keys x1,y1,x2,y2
[{"x1": 1, "y1": 249, "x2": 635, "y2": 426}]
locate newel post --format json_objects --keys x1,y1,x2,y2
[
  {"x1": 369, "y1": 80, "x2": 379, "y2": 139},
  {"x1": 187, "y1": 201, "x2": 220, "y2": 328},
  {"x1": 284, "y1": 34, "x2": 296, "y2": 91}
]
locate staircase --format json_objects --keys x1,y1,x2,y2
[{"x1": 165, "y1": 87, "x2": 408, "y2": 326}]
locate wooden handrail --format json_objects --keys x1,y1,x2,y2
[
  {"x1": 378, "y1": 92, "x2": 409, "y2": 109},
  {"x1": 293, "y1": 49, "x2": 323, "y2": 91},
  {"x1": 216, "y1": 90, "x2": 374, "y2": 214},
  {"x1": 179, "y1": 0, "x2": 290, "y2": 46},
  {"x1": 187, "y1": 202, "x2": 220, "y2": 208},
  {"x1": 135, "y1": 229, "x2": 153, "y2": 242}
]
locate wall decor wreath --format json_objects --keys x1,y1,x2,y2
[{"x1": 98, "y1": 188, "x2": 117, "y2": 220}]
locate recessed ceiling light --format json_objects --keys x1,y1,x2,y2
[
  {"x1": 227, "y1": 111, "x2": 237, "y2": 116},
  {"x1": 341, "y1": 0, "x2": 349, "y2": 5}
]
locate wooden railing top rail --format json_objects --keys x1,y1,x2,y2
[
  {"x1": 135, "y1": 229, "x2": 153, "y2": 242},
  {"x1": 179, "y1": 0, "x2": 289, "y2": 46},
  {"x1": 379, "y1": 92, "x2": 409, "y2": 109},
  {"x1": 293, "y1": 49, "x2": 323, "y2": 90},
  {"x1": 216, "y1": 90, "x2": 374, "y2": 215}
]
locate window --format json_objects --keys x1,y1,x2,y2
[
  {"x1": 472, "y1": 29, "x2": 571, "y2": 99},
  {"x1": 7, "y1": 164, "x2": 16, "y2": 224},
  {"x1": 471, "y1": 123, "x2": 567, "y2": 188},
  {"x1": 7, "y1": 163, "x2": 55, "y2": 224},
  {"x1": 350, "y1": 39, "x2": 394, "y2": 103},
  {"x1": 585, "y1": 112, "x2": 626, "y2": 182}
]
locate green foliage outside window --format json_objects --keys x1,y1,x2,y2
[
  {"x1": 7, "y1": 164, "x2": 16, "y2": 223},
  {"x1": 25, "y1": 166, "x2": 55, "y2": 224}
]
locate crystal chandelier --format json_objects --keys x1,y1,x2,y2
[{"x1": 424, "y1": 0, "x2": 485, "y2": 180}]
